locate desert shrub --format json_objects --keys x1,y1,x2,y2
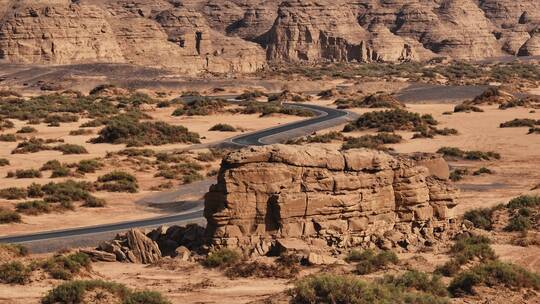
[
  {"x1": 157, "y1": 101, "x2": 171, "y2": 108},
  {"x1": 16, "y1": 200, "x2": 52, "y2": 215},
  {"x1": 529, "y1": 127, "x2": 540, "y2": 134},
  {"x1": 89, "y1": 84, "x2": 116, "y2": 95},
  {"x1": 341, "y1": 133, "x2": 402, "y2": 150},
  {"x1": 236, "y1": 90, "x2": 267, "y2": 100},
  {"x1": 454, "y1": 104, "x2": 484, "y2": 113},
  {"x1": 291, "y1": 273, "x2": 449, "y2": 304},
  {"x1": 51, "y1": 166, "x2": 72, "y2": 178},
  {"x1": 436, "y1": 147, "x2": 500, "y2": 160},
  {"x1": 9, "y1": 169, "x2": 42, "y2": 179},
  {"x1": 506, "y1": 195, "x2": 540, "y2": 210},
  {"x1": 117, "y1": 148, "x2": 155, "y2": 157},
  {"x1": 287, "y1": 131, "x2": 345, "y2": 144},
  {"x1": 436, "y1": 235, "x2": 496, "y2": 276},
  {"x1": 347, "y1": 249, "x2": 399, "y2": 275},
  {"x1": 82, "y1": 196, "x2": 106, "y2": 208},
  {"x1": 0, "y1": 244, "x2": 28, "y2": 258},
  {"x1": 16, "y1": 126, "x2": 37, "y2": 134},
  {"x1": 27, "y1": 183, "x2": 43, "y2": 198},
  {"x1": 0, "y1": 261, "x2": 31, "y2": 284},
  {"x1": 343, "y1": 109, "x2": 437, "y2": 132},
  {"x1": 11, "y1": 138, "x2": 49, "y2": 154},
  {"x1": 68, "y1": 129, "x2": 93, "y2": 136},
  {"x1": 0, "y1": 118, "x2": 15, "y2": 130},
  {"x1": 0, "y1": 187, "x2": 27, "y2": 200},
  {"x1": 41, "y1": 160, "x2": 62, "y2": 171},
  {"x1": 380, "y1": 270, "x2": 448, "y2": 297},
  {"x1": 0, "y1": 208, "x2": 21, "y2": 223},
  {"x1": 196, "y1": 152, "x2": 217, "y2": 162},
  {"x1": 41, "y1": 180, "x2": 95, "y2": 203},
  {"x1": 0, "y1": 134, "x2": 16, "y2": 142},
  {"x1": 448, "y1": 261, "x2": 540, "y2": 297},
  {"x1": 464, "y1": 208, "x2": 495, "y2": 230},
  {"x1": 44, "y1": 114, "x2": 79, "y2": 126},
  {"x1": 225, "y1": 257, "x2": 300, "y2": 279},
  {"x1": 0, "y1": 90, "x2": 22, "y2": 98},
  {"x1": 505, "y1": 215, "x2": 532, "y2": 232},
  {"x1": 0, "y1": 158, "x2": 9, "y2": 166},
  {"x1": 172, "y1": 97, "x2": 229, "y2": 116},
  {"x1": 92, "y1": 118, "x2": 200, "y2": 147},
  {"x1": 42, "y1": 279, "x2": 170, "y2": 304},
  {"x1": 204, "y1": 248, "x2": 241, "y2": 268},
  {"x1": 500, "y1": 118, "x2": 540, "y2": 128},
  {"x1": 76, "y1": 159, "x2": 102, "y2": 174},
  {"x1": 41, "y1": 252, "x2": 91, "y2": 280},
  {"x1": 336, "y1": 93, "x2": 404, "y2": 109},
  {"x1": 209, "y1": 123, "x2": 236, "y2": 132},
  {"x1": 183, "y1": 172, "x2": 204, "y2": 184},
  {"x1": 97, "y1": 171, "x2": 138, "y2": 193},
  {"x1": 54, "y1": 144, "x2": 88, "y2": 155},
  {"x1": 449, "y1": 168, "x2": 468, "y2": 181},
  {"x1": 240, "y1": 101, "x2": 314, "y2": 117},
  {"x1": 473, "y1": 167, "x2": 493, "y2": 176}
]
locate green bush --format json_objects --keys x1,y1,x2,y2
[
  {"x1": 82, "y1": 196, "x2": 106, "y2": 208},
  {"x1": 454, "y1": 104, "x2": 484, "y2": 113},
  {"x1": 449, "y1": 168, "x2": 468, "y2": 181},
  {"x1": 97, "y1": 171, "x2": 138, "y2": 193},
  {"x1": 0, "y1": 244, "x2": 28, "y2": 257},
  {"x1": 16, "y1": 126, "x2": 37, "y2": 134},
  {"x1": 41, "y1": 252, "x2": 92, "y2": 280},
  {"x1": 437, "y1": 147, "x2": 501, "y2": 160},
  {"x1": 41, "y1": 180, "x2": 95, "y2": 203},
  {"x1": 76, "y1": 159, "x2": 102, "y2": 174},
  {"x1": 291, "y1": 273, "x2": 449, "y2": 304},
  {"x1": 436, "y1": 235, "x2": 496, "y2": 276},
  {"x1": 464, "y1": 208, "x2": 495, "y2": 230},
  {"x1": 92, "y1": 117, "x2": 200, "y2": 147},
  {"x1": 507, "y1": 195, "x2": 540, "y2": 210},
  {"x1": 16, "y1": 200, "x2": 52, "y2": 215},
  {"x1": 343, "y1": 109, "x2": 438, "y2": 133},
  {"x1": 346, "y1": 249, "x2": 399, "y2": 275},
  {"x1": 0, "y1": 158, "x2": 10, "y2": 166},
  {"x1": 41, "y1": 279, "x2": 171, "y2": 304},
  {"x1": 11, "y1": 138, "x2": 49, "y2": 154},
  {"x1": 0, "y1": 134, "x2": 17, "y2": 142},
  {"x1": 448, "y1": 261, "x2": 540, "y2": 297},
  {"x1": 505, "y1": 215, "x2": 532, "y2": 232},
  {"x1": 341, "y1": 133, "x2": 402, "y2": 150},
  {"x1": 204, "y1": 248, "x2": 241, "y2": 268},
  {"x1": 51, "y1": 166, "x2": 72, "y2": 178},
  {"x1": 209, "y1": 123, "x2": 236, "y2": 132},
  {"x1": 54, "y1": 144, "x2": 88, "y2": 155},
  {"x1": 380, "y1": 270, "x2": 448, "y2": 297},
  {"x1": 8, "y1": 169, "x2": 42, "y2": 179},
  {"x1": 500, "y1": 118, "x2": 540, "y2": 128},
  {"x1": 473, "y1": 167, "x2": 493, "y2": 176},
  {"x1": 0, "y1": 208, "x2": 21, "y2": 223},
  {"x1": 0, "y1": 187, "x2": 27, "y2": 200},
  {"x1": 41, "y1": 160, "x2": 62, "y2": 171},
  {"x1": 0, "y1": 261, "x2": 31, "y2": 284},
  {"x1": 68, "y1": 129, "x2": 93, "y2": 136},
  {"x1": 117, "y1": 148, "x2": 155, "y2": 157}
]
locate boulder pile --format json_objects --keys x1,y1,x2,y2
[{"x1": 204, "y1": 145, "x2": 463, "y2": 255}]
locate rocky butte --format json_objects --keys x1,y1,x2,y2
[{"x1": 204, "y1": 145, "x2": 462, "y2": 256}]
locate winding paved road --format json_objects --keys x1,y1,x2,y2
[{"x1": 0, "y1": 102, "x2": 351, "y2": 247}]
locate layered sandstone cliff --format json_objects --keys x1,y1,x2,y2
[
  {"x1": 204, "y1": 145, "x2": 461, "y2": 254},
  {"x1": 1, "y1": 0, "x2": 539, "y2": 71}
]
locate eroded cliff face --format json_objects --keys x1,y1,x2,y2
[
  {"x1": 0, "y1": 0, "x2": 539, "y2": 72},
  {"x1": 204, "y1": 145, "x2": 461, "y2": 254}
]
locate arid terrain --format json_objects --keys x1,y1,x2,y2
[{"x1": 0, "y1": 1, "x2": 539, "y2": 303}]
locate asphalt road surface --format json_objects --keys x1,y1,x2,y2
[{"x1": 0, "y1": 102, "x2": 350, "y2": 246}]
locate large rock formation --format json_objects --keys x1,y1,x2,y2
[
  {"x1": 204, "y1": 145, "x2": 461, "y2": 254},
  {"x1": 1, "y1": 0, "x2": 539, "y2": 71}
]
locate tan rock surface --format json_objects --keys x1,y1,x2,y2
[{"x1": 204, "y1": 145, "x2": 461, "y2": 254}]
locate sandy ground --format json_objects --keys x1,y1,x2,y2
[{"x1": 0, "y1": 107, "x2": 304, "y2": 236}]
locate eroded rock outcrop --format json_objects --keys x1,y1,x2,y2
[{"x1": 204, "y1": 145, "x2": 461, "y2": 254}]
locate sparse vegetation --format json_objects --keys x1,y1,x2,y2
[
  {"x1": 76, "y1": 159, "x2": 103, "y2": 174},
  {"x1": 0, "y1": 261, "x2": 31, "y2": 284},
  {"x1": 286, "y1": 131, "x2": 345, "y2": 144},
  {"x1": 40, "y1": 252, "x2": 92, "y2": 280},
  {"x1": 448, "y1": 261, "x2": 540, "y2": 297},
  {"x1": 7, "y1": 169, "x2": 42, "y2": 179},
  {"x1": 343, "y1": 109, "x2": 437, "y2": 133},
  {"x1": 449, "y1": 168, "x2": 468, "y2": 181},
  {"x1": 0, "y1": 158, "x2": 9, "y2": 166},
  {"x1": 454, "y1": 104, "x2": 484, "y2": 113},
  {"x1": 16, "y1": 126, "x2": 37, "y2": 134},
  {"x1": 473, "y1": 167, "x2": 493, "y2": 176},
  {"x1": 500, "y1": 118, "x2": 540, "y2": 128},
  {"x1": 209, "y1": 123, "x2": 236, "y2": 132},
  {"x1": 291, "y1": 273, "x2": 449, "y2": 304},
  {"x1": 16, "y1": 200, "x2": 53, "y2": 215},
  {"x1": 41, "y1": 279, "x2": 171, "y2": 304},
  {"x1": 436, "y1": 235, "x2": 496, "y2": 277},
  {"x1": 97, "y1": 171, "x2": 138, "y2": 193},
  {"x1": 437, "y1": 147, "x2": 501, "y2": 160},
  {"x1": 0, "y1": 208, "x2": 21, "y2": 223},
  {"x1": 203, "y1": 248, "x2": 241, "y2": 268},
  {"x1": 53, "y1": 144, "x2": 88, "y2": 155},
  {"x1": 347, "y1": 249, "x2": 399, "y2": 275},
  {"x1": 0, "y1": 134, "x2": 17, "y2": 142},
  {"x1": 341, "y1": 133, "x2": 402, "y2": 150}
]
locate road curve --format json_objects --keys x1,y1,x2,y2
[{"x1": 0, "y1": 102, "x2": 351, "y2": 245}]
